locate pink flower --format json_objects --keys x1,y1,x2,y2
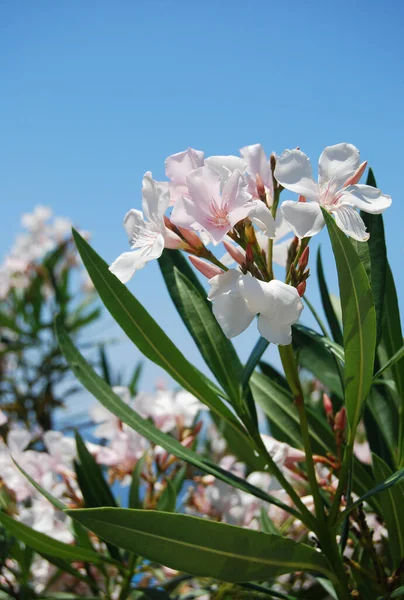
[
  {"x1": 240, "y1": 143, "x2": 274, "y2": 202},
  {"x1": 275, "y1": 143, "x2": 391, "y2": 241},
  {"x1": 171, "y1": 166, "x2": 275, "y2": 245},
  {"x1": 164, "y1": 147, "x2": 205, "y2": 204}
]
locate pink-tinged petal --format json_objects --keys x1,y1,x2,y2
[
  {"x1": 8, "y1": 429, "x2": 32, "y2": 454},
  {"x1": 274, "y1": 149, "x2": 318, "y2": 202},
  {"x1": 222, "y1": 169, "x2": 251, "y2": 211},
  {"x1": 332, "y1": 204, "x2": 369, "y2": 241},
  {"x1": 281, "y1": 200, "x2": 324, "y2": 238},
  {"x1": 240, "y1": 143, "x2": 272, "y2": 190},
  {"x1": 123, "y1": 209, "x2": 145, "y2": 244},
  {"x1": 141, "y1": 172, "x2": 170, "y2": 223},
  {"x1": 163, "y1": 228, "x2": 185, "y2": 249},
  {"x1": 165, "y1": 148, "x2": 204, "y2": 183},
  {"x1": 257, "y1": 314, "x2": 292, "y2": 345},
  {"x1": 167, "y1": 182, "x2": 189, "y2": 205},
  {"x1": 205, "y1": 155, "x2": 246, "y2": 181},
  {"x1": 227, "y1": 204, "x2": 255, "y2": 228},
  {"x1": 186, "y1": 165, "x2": 222, "y2": 211},
  {"x1": 189, "y1": 255, "x2": 224, "y2": 279},
  {"x1": 341, "y1": 184, "x2": 392, "y2": 215},
  {"x1": 318, "y1": 143, "x2": 360, "y2": 191},
  {"x1": 170, "y1": 195, "x2": 198, "y2": 230},
  {"x1": 248, "y1": 200, "x2": 276, "y2": 237}
]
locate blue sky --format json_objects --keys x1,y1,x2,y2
[{"x1": 1, "y1": 1, "x2": 403, "y2": 402}]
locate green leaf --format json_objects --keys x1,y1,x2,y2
[
  {"x1": 372, "y1": 455, "x2": 404, "y2": 568},
  {"x1": 75, "y1": 431, "x2": 117, "y2": 508},
  {"x1": 72, "y1": 229, "x2": 243, "y2": 434},
  {"x1": 322, "y1": 208, "x2": 376, "y2": 434},
  {"x1": 0, "y1": 512, "x2": 105, "y2": 565},
  {"x1": 390, "y1": 587, "x2": 404, "y2": 598},
  {"x1": 158, "y1": 250, "x2": 243, "y2": 408},
  {"x1": 292, "y1": 324, "x2": 344, "y2": 398},
  {"x1": 66, "y1": 508, "x2": 337, "y2": 583},
  {"x1": 359, "y1": 168, "x2": 387, "y2": 346},
  {"x1": 316, "y1": 247, "x2": 343, "y2": 345},
  {"x1": 337, "y1": 462, "x2": 404, "y2": 524},
  {"x1": 129, "y1": 454, "x2": 147, "y2": 509},
  {"x1": 242, "y1": 337, "x2": 269, "y2": 390},
  {"x1": 12, "y1": 459, "x2": 66, "y2": 512},
  {"x1": 55, "y1": 321, "x2": 297, "y2": 518},
  {"x1": 260, "y1": 507, "x2": 279, "y2": 535},
  {"x1": 373, "y1": 345, "x2": 404, "y2": 381},
  {"x1": 157, "y1": 479, "x2": 177, "y2": 513}
]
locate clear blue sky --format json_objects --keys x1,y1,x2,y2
[{"x1": 1, "y1": 1, "x2": 403, "y2": 400}]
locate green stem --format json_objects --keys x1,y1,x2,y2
[
  {"x1": 328, "y1": 438, "x2": 355, "y2": 525},
  {"x1": 118, "y1": 553, "x2": 137, "y2": 600},
  {"x1": 316, "y1": 524, "x2": 350, "y2": 600},
  {"x1": 278, "y1": 344, "x2": 325, "y2": 522}
]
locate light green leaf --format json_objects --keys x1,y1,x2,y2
[
  {"x1": 55, "y1": 321, "x2": 297, "y2": 518},
  {"x1": 72, "y1": 229, "x2": 239, "y2": 431},
  {"x1": 322, "y1": 208, "x2": 376, "y2": 434},
  {"x1": 373, "y1": 345, "x2": 404, "y2": 381},
  {"x1": 66, "y1": 508, "x2": 337, "y2": 583}
]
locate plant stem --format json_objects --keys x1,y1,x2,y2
[
  {"x1": 328, "y1": 439, "x2": 355, "y2": 525},
  {"x1": 278, "y1": 344, "x2": 325, "y2": 522},
  {"x1": 118, "y1": 553, "x2": 137, "y2": 600}
]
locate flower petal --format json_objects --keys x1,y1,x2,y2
[
  {"x1": 248, "y1": 200, "x2": 276, "y2": 237},
  {"x1": 165, "y1": 148, "x2": 204, "y2": 183},
  {"x1": 274, "y1": 149, "x2": 318, "y2": 202},
  {"x1": 205, "y1": 155, "x2": 246, "y2": 182},
  {"x1": 318, "y1": 143, "x2": 360, "y2": 191},
  {"x1": 257, "y1": 314, "x2": 292, "y2": 345},
  {"x1": 332, "y1": 204, "x2": 369, "y2": 241},
  {"x1": 123, "y1": 209, "x2": 145, "y2": 243},
  {"x1": 208, "y1": 270, "x2": 255, "y2": 338},
  {"x1": 109, "y1": 235, "x2": 164, "y2": 283},
  {"x1": 281, "y1": 200, "x2": 324, "y2": 238},
  {"x1": 272, "y1": 238, "x2": 291, "y2": 267},
  {"x1": 341, "y1": 184, "x2": 392, "y2": 215},
  {"x1": 240, "y1": 143, "x2": 272, "y2": 191},
  {"x1": 141, "y1": 172, "x2": 170, "y2": 224}
]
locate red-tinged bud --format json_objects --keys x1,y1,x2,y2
[
  {"x1": 188, "y1": 255, "x2": 224, "y2": 279},
  {"x1": 299, "y1": 246, "x2": 310, "y2": 271},
  {"x1": 223, "y1": 238, "x2": 245, "y2": 265},
  {"x1": 298, "y1": 195, "x2": 307, "y2": 203},
  {"x1": 178, "y1": 226, "x2": 203, "y2": 249},
  {"x1": 270, "y1": 153, "x2": 277, "y2": 174},
  {"x1": 181, "y1": 434, "x2": 195, "y2": 448},
  {"x1": 193, "y1": 420, "x2": 203, "y2": 436},
  {"x1": 334, "y1": 408, "x2": 346, "y2": 432},
  {"x1": 297, "y1": 281, "x2": 306, "y2": 297},
  {"x1": 246, "y1": 243, "x2": 254, "y2": 263},
  {"x1": 256, "y1": 173, "x2": 266, "y2": 199},
  {"x1": 323, "y1": 393, "x2": 333, "y2": 417},
  {"x1": 343, "y1": 161, "x2": 367, "y2": 187}
]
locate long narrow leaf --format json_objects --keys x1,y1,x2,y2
[
  {"x1": 322, "y1": 208, "x2": 376, "y2": 434},
  {"x1": 66, "y1": 508, "x2": 337, "y2": 583},
  {"x1": 316, "y1": 247, "x2": 343, "y2": 345}
]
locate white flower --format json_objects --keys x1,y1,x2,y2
[
  {"x1": 109, "y1": 172, "x2": 181, "y2": 283},
  {"x1": 135, "y1": 389, "x2": 205, "y2": 433},
  {"x1": 208, "y1": 270, "x2": 303, "y2": 345},
  {"x1": 275, "y1": 143, "x2": 392, "y2": 241},
  {"x1": 239, "y1": 143, "x2": 274, "y2": 202}
]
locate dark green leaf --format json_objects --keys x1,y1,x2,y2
[
  {"x1": 373, "y1": 345, "x2": 404, "y2": 381},
  {"x1": 159, "y1": 249, "x2": 243, "y2": 407},
  {"x1": 55, "y1": 321, "x2": 297, "y2": 517},
  {"x1": 157, "y1": 479, "x2": 177, "y2": 513},
  {"x1": 316, "y1": 247, "x2": 343, "y2": 345},
  {"x1": 260, "y1": 507, "x2": 279, "y2": 535},
  {"x1": 322, "y1": 208, "x2": 376, "y2": 434},
  {"x1": 129, "y1": 454, "x2": 146, "y2": 509},
  {"x1": 242, "y1": 337, "x2": 269, "y2": 390},
  {"x1": 0, "y1": 512, "x2": 105, "y2": 565},
  {"x1": 75, "y1": 432, "x2": 117, "y2": 508},
  {"x1": 72, "y1": 229, "x2": 243, "y2": 433},
  {"x1": 66, "y1": 508, "x2": 337, "y2": 583}
]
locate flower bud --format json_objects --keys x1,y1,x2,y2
[
  {"x1": 334, "y1": 408, "x2": 346, "y2": 433},
  {"x1": 223, "y1": 239, "x2": 245, "y2": 265},
  {"x1": 323, "y1": 393, "x2": 333, "y2": 417},
  {"x1": 298, "y1": 195, "x2": 307, "y2": 203},
  {"x1": 343, "y1": 161, "x2": 367, "y2": 187},
  {"x1": 296, "y1": 281, "x2": 306, "y2": 297},
  {"x1": 299, "y1": 246, "x2": 310, "y2": 271},
  {"x1": 178, "y1": 226, "x2": 203, "y2": 249},
  {"x1": 245, "y1": 243, "x2": 254, "y2": 264},
  {"x1": 256, "y1": 174, "x2": 266, "y2": 200},
  {"x1": 188, "y1": 255, "x2": 224, "y2": 279}
]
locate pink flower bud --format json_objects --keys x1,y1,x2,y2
[
  {"x1": 323, "y1": 393, "x2": 333, "y2": 417},
  {"x1": 297, "y1": 281, "x2": 306, "y2": 297},
  {"x1": 343, "y1": 161, "x2": 367, "y2": 187},
  {"x1": 178, "y1": 226, "x2": 203, "y2": 249},
  {"x1": 223, "y1": 239, "x2": 246, "y2": 265},
  {"x1": 298, "y1": 246, "x2": 310, "y2": 271},
  {"x1": 188, "y1": 255, "x2": 224, "y2": 279},
  {"x1": 334, "y1": 408, "x2": 346, "y2": 433},
  {"x1": 298, "y1": 195, "x2": 307, "y2": 203},
  {"x1": 246, "y1": 244, "x2": 254, "y2": 263},
  {"x1": 256, "y1": 173, "x2": 266, "y2": 198}
]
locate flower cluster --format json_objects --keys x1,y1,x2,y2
[{"x1": 110, "y1": 143, "x2": 391, "y2": 345}]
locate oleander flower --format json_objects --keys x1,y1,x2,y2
[
  {"x1": 208, "y1": 270, "x2": 303, "y2": 345},
  {"x1": 239, "y1": 143, "x2": 274, "y2": 202},
  {"x1": 109, "y1": 172, "x2": 182, "y2": 283},
  {"x1": 275, "y1": 143, "x2": 391, "y2": 241},
  {"x1": 171, "y1": 165, "x2": 276, "y2": 245}
]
